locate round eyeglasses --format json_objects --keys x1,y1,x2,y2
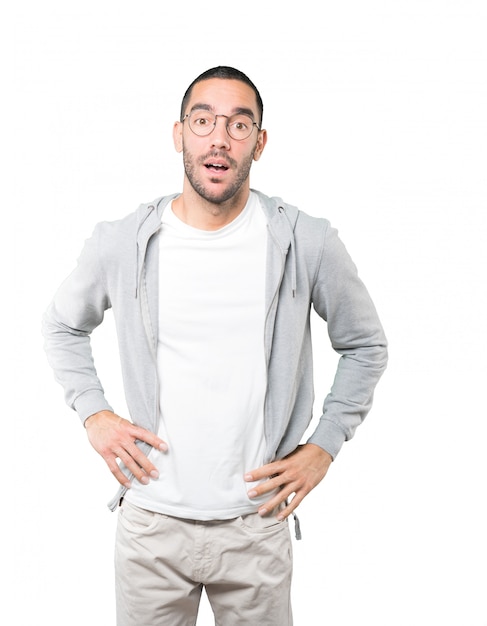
[{"x1": 182, "y1": 109, "x2": 261, "y2": 141}]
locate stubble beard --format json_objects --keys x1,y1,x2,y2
[{"x1": 183, "y1": 147, "x2": 256, "y2": 206}]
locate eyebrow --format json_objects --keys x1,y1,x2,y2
[{"x1": 189, "y1": 103, "x2": 256, "y2": 121}]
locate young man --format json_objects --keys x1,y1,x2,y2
[{"x1": 43, "y1": 66, "x2": 387, "y2": 625}]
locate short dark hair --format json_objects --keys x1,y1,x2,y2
[{"x1": 180, "y1": 66, "x2": 264, "y2": 125}]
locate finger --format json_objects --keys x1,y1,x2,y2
[
  {"x1": 247, "y1": 474, "x2": 284, "y2": 498},
  {"x1": 244, "y1": 460, "x2": 283, "y2": 482},
  {"x1": 275, "y1": 492, "x2": 306, "y2": 521},
  {"x1": 257, "y1": 485, "x2": 298, "y2": 519},
  {"x1": 129, "y1": 425, "x2": 168, "y2": 452},
  {"x1": 104, "y1": 453, "x2": 132, "y2": 488},
  {"x1": 115, "y1": 445, "x2": 158, "y2": 486},
  {"x1": 125, "y1": 442, "x2": 161, "y2": 480}
]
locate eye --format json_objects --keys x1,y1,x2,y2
[
  {"x1": 190, "y1": 110, "x2": 215, "y2": 127},
  {"x1": 230, "y1": 117, "x2": 250, "y2": 131},
  {"x1": 194, "y1": 115, "x2": 212, "y2": 127}
]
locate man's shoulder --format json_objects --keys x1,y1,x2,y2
[
  {"x1": 253, "y1": 189, "x2": 330, "y2": 239},
  {"x1": 93, "y1": 194, "x2": 175, "y2": 238}
]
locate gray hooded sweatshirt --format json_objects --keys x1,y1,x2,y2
[{"x1": 42, "y1": 190, "x2": 388, "y2": 512}]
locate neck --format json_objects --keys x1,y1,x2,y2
[{"x1": 172, "y1": 180, "x2": 250, "y2": 231}]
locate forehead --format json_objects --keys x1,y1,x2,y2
[{"x1": 186, "y1": 78, "x2": 259, "y2": 117}]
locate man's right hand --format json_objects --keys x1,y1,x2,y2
[{"x1": 84, "y1": 410, "x2": 168, "y2": 488}]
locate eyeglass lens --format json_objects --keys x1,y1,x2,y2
[{"x1": 188, "y1": 110, "x2": 256, "y2": 140}]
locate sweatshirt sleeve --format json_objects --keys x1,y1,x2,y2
[
  {"x1": 307, "y1": 222, "x2": 388, "y2": 459},
  {"x1": 42, "y1": 225, "x2": 114, "y2": 423}
]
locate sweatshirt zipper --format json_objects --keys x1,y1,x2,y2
[{"x1": 263, "y1": 222, "x2": 287, "y2": 463}]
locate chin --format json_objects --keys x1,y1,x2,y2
[{"x1": 198, "y1": 184, "x2": 240, "y2": 206}]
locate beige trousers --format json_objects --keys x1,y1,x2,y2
[{"x1": 115, "y1": 500, "x2": 293, "y2": 626}]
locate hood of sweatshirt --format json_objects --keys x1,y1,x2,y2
[{"x1": 133, "y1": 190, "x2": 299, "y2": 299}]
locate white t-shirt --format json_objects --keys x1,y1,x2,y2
[{"x1": 125, "y1": 192, "x2": 271, "y2": 519}]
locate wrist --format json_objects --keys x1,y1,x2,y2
[{"x1": 84, "y1": 409, "x2": 114, "y2": 429}]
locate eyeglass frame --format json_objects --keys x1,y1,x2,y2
[{"x1": 181, "y1": 109, "x2": 261, "y2": 141}]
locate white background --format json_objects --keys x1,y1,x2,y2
[{"x1": 7, "y1": 1, "x2": 487, "y2": 624}]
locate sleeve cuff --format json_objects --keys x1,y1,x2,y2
[
  {"x1": 73, "y1": 389, "x2": 114, "y2": 424},
  {"x1": 307, "y1": 418, "x2": 347, "y2": 460}
]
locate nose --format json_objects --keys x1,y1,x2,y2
[{"x1": 210, "y1": 116, "x2": 231, "y2": 150}]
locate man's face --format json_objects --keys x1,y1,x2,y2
[{"x1": 173, "y1": 78, "x2": 267, "y2": 205}]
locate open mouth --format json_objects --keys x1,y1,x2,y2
[{"x1": 205, "y1": 163, "x2": 229, "y2": 173}]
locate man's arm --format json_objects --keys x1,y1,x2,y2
[
  {"x1": 42, "y1": 226, "x2": 113, "y2": 421},
  {"x1": 246, "y1": 220, "x2": 387, "y2": 520},
  {"x1": 42, "y1": 226, "x2": 167, "y2": 486}
]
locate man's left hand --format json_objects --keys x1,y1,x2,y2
[{"x1": 244, "y1": 443, "x2": 333, "y2": 521}]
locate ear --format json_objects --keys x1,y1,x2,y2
[
  {"x1": 173, "y1": 121, "x2": 183, "y2": 153},
  {"x1": 253, "y1": 129, "x2": 267, "y2": 162}
]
